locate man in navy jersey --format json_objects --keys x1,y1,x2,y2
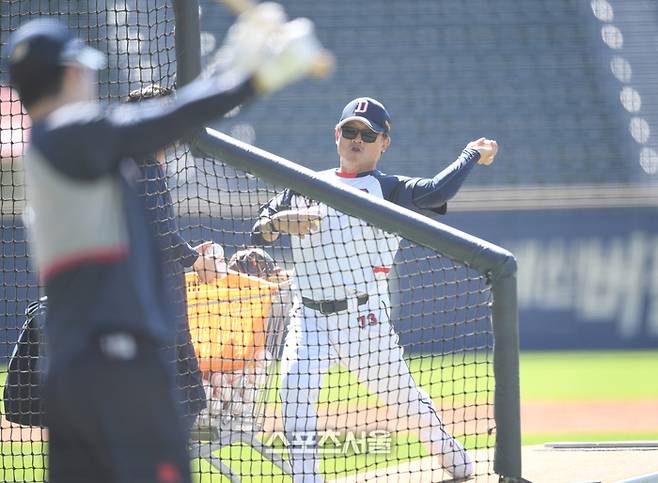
[
  {"x1": 252, "y1": 97, "x2": 497, "y2": 482},
  {"x1": 7, "y1": 10, "x2": 329, "y2": 482}
]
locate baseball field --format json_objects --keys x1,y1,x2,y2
[{"x1": 2, "y1": 349, "x2": 658, "y2": 482}]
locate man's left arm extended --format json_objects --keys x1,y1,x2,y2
[
  {"x1": 383, "y1": 148, "x2": 481, "y2": 214},
  {"x1": 411, "y1": 148, "x2": 481, "y2": 210}
]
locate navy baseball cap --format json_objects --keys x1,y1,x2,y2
[
  {"x1": 8, "y1": 18, "x2": 106, "y2": 90},
  {"x1": 337, "y1": 97, "x2": 391, "y2": 133}
]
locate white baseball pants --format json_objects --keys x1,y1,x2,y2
[{"x1": 279, "y1": 292, "x2": 471, "y2": 482}]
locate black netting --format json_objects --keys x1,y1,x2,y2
[{"x1": 17, "y1": 0, "x2": 658, "y2": 481}]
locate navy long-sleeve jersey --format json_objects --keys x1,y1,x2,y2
[
  {"x1": 24, "y1": 76, "x2": 255, "y2": 371},
  {"x1": 253, "y1": 148, "x2": 481, "y2": 245}
]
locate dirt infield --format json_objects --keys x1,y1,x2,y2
[
  {"x1": 264, "y1": 400, "x2": 658, "y2": 436},
  {"x1": 0, "y1": 416, "x2": 46, "y2": 443},
  {"x1": 522, "y1": 400, "x2": 658, "y2": 433}
]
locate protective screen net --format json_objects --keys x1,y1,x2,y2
[{"x1": 16, "y1": 0, "x2": 657, "y2": 481}]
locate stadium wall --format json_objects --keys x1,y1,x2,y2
[
  {"x1": 2, "y1": 204, "x2": 657, "y2": 357},
  {"x1": 451, "y1": 205, "x2": 658, "y2": 350}
]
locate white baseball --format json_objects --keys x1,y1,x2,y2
[
  {"x1": 206, "y1": 242, "x2": 224, "y2": 259},
  {"x1": 206, "y1": 243, "x2": 228, "y2": 275}
]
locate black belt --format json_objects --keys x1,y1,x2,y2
[{"x1": 302, "y1": 294, "x2": 369, "y2": 315}]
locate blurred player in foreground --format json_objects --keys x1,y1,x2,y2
[
  {"x1": 253, "y1": 97, "x2": 497, "y2": 482},
  {"x1": 7, "y1": 6, "x2": 331, "y2": 482}
]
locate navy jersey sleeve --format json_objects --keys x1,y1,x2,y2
[
  {"x1": 171, "y1": 236, "x2": 199, "y2": 268},
  {"x1": 140, "y1": 164, "x2": 199, "y2": 268},
  {"x1": 251, "y1": 189, "x2": 298, "y2": 245},
  {"x1": 40, "y1": 76, "x2": 255, "y2": 180},
  {"x1": 379, "y1": 148, "x2": 480, "y2": 215}
]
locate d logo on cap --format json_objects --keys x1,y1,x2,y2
[
  {"x1": 354, "y1": 100, "x2": 369, "y2": 114},
  {"x1": 337, "y1": 97, "x2": 392, "y2": 134}
]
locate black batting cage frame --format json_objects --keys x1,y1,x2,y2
[{"x1": 173, "y1": 1, "x2": 522, "y2": 480}]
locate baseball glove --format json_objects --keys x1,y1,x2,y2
[{"x1": 228, "y1": 247, "x2": 280, "y2": 280}]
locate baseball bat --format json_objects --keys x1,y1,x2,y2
[{"x1": 218, "y1": 0, "x2": 335, "y2": 79}]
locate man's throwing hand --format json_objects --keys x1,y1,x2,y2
[
  {"x1": 193, "y1": 242, "x2": 228, "y2": 283},
  {"x1": 466, "y1": 137, "x2": 498, "y2": 166}
]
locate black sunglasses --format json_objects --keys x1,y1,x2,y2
[{"x1": 341, "y1": 126, "x2": 379, "y2": 143}]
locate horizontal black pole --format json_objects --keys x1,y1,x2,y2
[{"x1": 195, "y1": 127, "x2": 516, "y2": 280}]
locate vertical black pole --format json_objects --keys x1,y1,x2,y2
[
  {"x1": 173, "y1": 0, "x2": 202, "y2": 86},
  {"x1": 492, "y1": 271, "x2": 522, "y2": 478}
]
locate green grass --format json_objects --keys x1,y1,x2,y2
[
  {"x1": 2, "y1": 350, "x2": 658, "y2": 480},
  {"x1": 520, "y1": 350, "x2": 658, "y2": 401},
  {"x1": 192, "y1": 443, "x2": 286, "y2": 482},
  {"x1": 519, "y1": 350, "x2": 658, "y2": 446},
  {"x1": 0, "y1": 443, "x2": 46, "y2": 483},
  {"x1": 316, "y1": 352, "x2": 494, "y2": 407},
  {"x1": 189, "y1": 434, "x2": 434, "y2": 482}
]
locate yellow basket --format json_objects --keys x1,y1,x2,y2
[{"x1": 186, "y1": 271, "x2": 278, "y2": 374}]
